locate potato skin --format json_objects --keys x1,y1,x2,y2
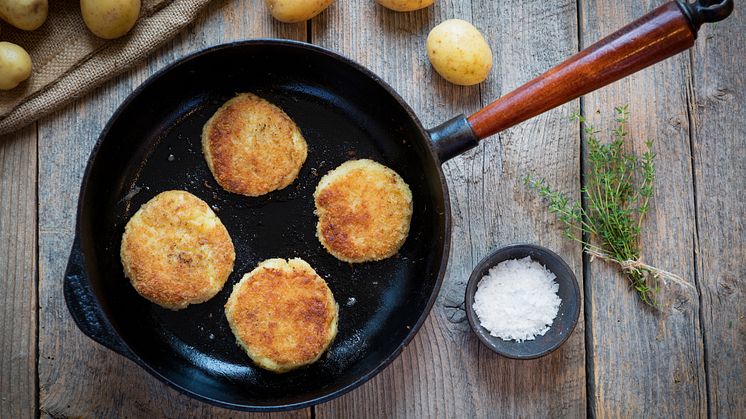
[
  {"x1": 0, "y1": 0, "x2": 48, "y2": 31},
  {"x1": 426, "y1": 19, "x2": 493, "y2": 86},
  {"x1": 376, "y1": 0, "x2": 433, "y2": 12},
  {"x1": 266, "y1": 0, "x2": 333, "y2": 23},
  {"x1": 80, "y1": 0, "x2": 141, "y2": 40},
  {"x1": 0, "y1": 41, "x2": 32, "y2": 90}
]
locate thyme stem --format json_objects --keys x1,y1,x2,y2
[{"x1": 525, "y1": 106, "x2": 669, "y2": 307}]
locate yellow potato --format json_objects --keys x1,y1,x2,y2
[
  {"x1": 0, "y1": 41, "x2": 32, "y2": 90},
  {"x1": 0, "y1": 0, "x2": 48, "y2": 31},
  {"x1": 266, "y1": 0, "x2": 333, "y2": 23},
  {"x1": 81, "y1": 0, "x2": 141, "y2": 39},
  {"x1": 376, "y1": 0, "x2": 433, "y2": 12},
  {"x1": 426, "y1": 19, "x2": 493, "y2": 86}
]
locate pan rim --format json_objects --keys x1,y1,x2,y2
[{"x1": 71, "y1": 38, "x2": 452, "y2": 411}]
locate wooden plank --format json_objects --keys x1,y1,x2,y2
[
  {"x1": 314, "y1": 1, "x2": 585, "y2": 417},
  {"x1": 580, "y1": 1, "x2": 707, "y2": 417},
  {"x1": 312, "y1": 5, "x2": 480, "y2": 417},
  {"x1": 0, "y1": 125, "x2": 37, "y2": 419},
  {"x1": 689, "y1": 6, "x2": 746, "y2": 417},
  {"x1": 37, "y1": 1, "x2": 308, "y2": 417}
]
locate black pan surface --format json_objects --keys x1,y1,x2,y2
[{"x1": 71, "y1": 40, "x2": 450, "y2": 410}]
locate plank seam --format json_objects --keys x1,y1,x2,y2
[
  {"x1": 576, "y1": 0, "x2": 596, "y2": 417},
  {"x1": 34, "y1": 121, "x2": 40, "y2": 419},
  {"x1": 580, "y1": 100, "x2": 596, "y2": 419},
  {"x1": 684, "y1": 47, "x2": 711, "y2": 419},
  {"x1": 469, "y1": 0, "x2": 480, "y2": 272},
  {"x1": 10, "y1": 141, "x2": 20, "y2": 419}
]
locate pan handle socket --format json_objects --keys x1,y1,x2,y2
[{"x1": 427, "y1": 114, "x2": 479, "y2": 162}]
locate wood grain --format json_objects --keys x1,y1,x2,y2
[
  {"x1": 467, "y1": 0, "x2": 585, "y2": 416},
  {"x1": 0, "y1": 125, "x2": 37, "y2": 419},
  {"x1": 689, "y1": 6, "x2": 746, "y2": 417},
  {"x1": 36, "y1": 1, "x2": 307, "y2": 417},
  {"x1": 581, "y1": 1, "x2": 707, "y2": 417},
  {"x1": 313, "y1": 0, "x2": 585, "y2": 417}
]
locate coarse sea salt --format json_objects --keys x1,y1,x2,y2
[{"x1": 473, "y1": 256, "x2": 561, "y2": 342}]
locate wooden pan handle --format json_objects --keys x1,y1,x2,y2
[{"x1": 466, "y1": 1, "x2": 727, "y2": 140}]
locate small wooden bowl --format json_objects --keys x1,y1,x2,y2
[{"x1": 464, "y1": 244, "x2": 580, "y2": 359}]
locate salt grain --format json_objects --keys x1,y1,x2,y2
[{"x1": 473, "y1": 256, "x2": 561, "y2": 342}]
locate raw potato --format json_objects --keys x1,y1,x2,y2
[
  {"x1": 0, "y1": 0, "x2": 47, "y2": 31},
  {"x1": 426, "y1": 19, "x2": 493, "y2": 86},
  {"x1": 376, "y1": 0, "x2": 433, "y2": 12},
  {"x1": 0, "y1": 41, "x2": 32, "y2": 90},
  {"x1": 80, "y1": 0, "x2": 141, "y2": 39},
  {"x1": 266, "y1": 0, "x2": 333, "y2": 23}
]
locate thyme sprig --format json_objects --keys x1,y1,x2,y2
[{"x1": 525, "y1": 105, "x2": 668, "y2": 306}]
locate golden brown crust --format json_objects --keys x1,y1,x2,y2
[
  {"x1": 202, "y1": 93, "x2": 308, "y2": 197},
  {"x1": 120, "y1": 190, "x2": 235, "y2": 310},
  {"x1": 314, "y1": 159, "x2": 413, "y2": 263},
  {"x1": 225, "y1": 258, "x2": 338, "y2": 373}
]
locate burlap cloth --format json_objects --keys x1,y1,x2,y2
[{"x1": 0, "y1": 0, "x2": 212, "y2": 135}]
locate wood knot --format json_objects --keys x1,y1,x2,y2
[
  {"x1": 717, "y1": 275, "x2": 739, "y2": 298},
  {"x1": 710, "y1": 87, "x2": 734, "y2": 103}
]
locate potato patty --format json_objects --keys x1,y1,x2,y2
[
  {"x1": 202, "y1": 93, "x2": 308, "y2": 196},
  {"x1": 225, "y1": 258, "x2": 339, "y2": 373},
  {"x1": 314, "y1": 159, "x2": 413, "y2": 263},
  {"x1": 120, "y1": 190, "x2": 235, "y2": 310},
  {"x1": 225, "y1": 258, "x2": 338, "y2": 373}
]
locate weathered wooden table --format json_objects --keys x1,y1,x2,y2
[{"x1": 1, "y1": 1, "x2": 744, "y2": 417}]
